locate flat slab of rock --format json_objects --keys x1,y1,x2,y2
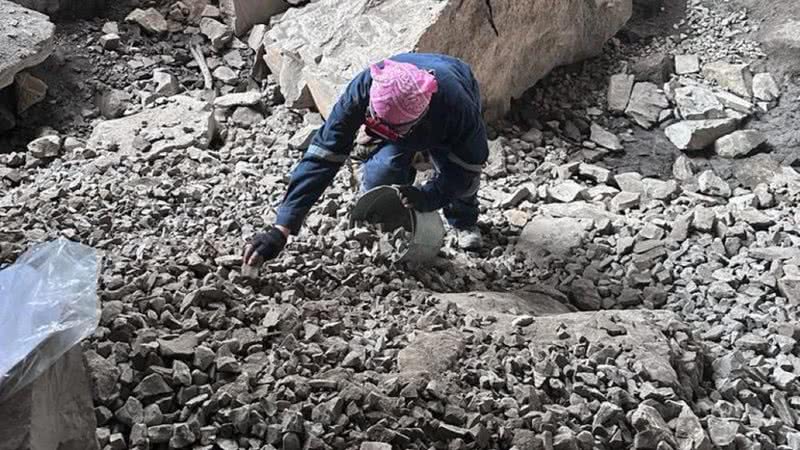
[
  {"x1": 752, "y1": 72, "x2": 780, "y2": 102},
  {"x1": 397, "y1": 330, "x2": 465, "y2": 375},
  {"x1": 625, "y1": 82, "x2": 669, "y2": 128},
  {"x1": 539, "y1": 201, "x2": 626, "y2": 222},
  {"x1": 213, "y1": 91, "x2": 262, "y2": 108},
  {"x1": 436, "y1": 290, "x2": 574, "y2": 319},
  {"x1": 549, "y1": 181, "x2": 587, "y2": 203},
  {"x1": 260, "y1": 0, "x2": 632, "y2": 119},
  {"x1": 702, "y1": 61, "x2": 753, "y2": 98},
  {"x1": 664, "y1": 119, "x2": 738, "y2": 151},
  {"x1": 516, "y1": 216, "x2": 593, "y2": 257},
  {"x1": 714, "y1": 130, "x2": 766, "y2": 158},
  {"x1": 674, "y1": 85, "x2": 725, "y2": 120},
  {"x1": 0, "y1": 0, "x2": 55, "y2": 89},
  {"x1": 607, "y1": 73, "x2": 635, "y2": 113},
  {"x1": 87, "y1": 96, "x2": 218, "y2": 155},
  {"x1": 674, "y1": 54, "x2": 700, "y2": 74},
  {"x1": 590, "y1": 123, "x2": 623, "y2": 150}
]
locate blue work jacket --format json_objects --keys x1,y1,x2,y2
[{"x1": 275, "y1": 53, "x2": 489, "y2": 234}]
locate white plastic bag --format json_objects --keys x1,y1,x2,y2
[{"x1": 0, "y1": 238, "x2": 100, "y2": 401}]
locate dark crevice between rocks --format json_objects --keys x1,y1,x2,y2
[{"x1": 484, "y1": 0, "x2": 499, "y2": 37}]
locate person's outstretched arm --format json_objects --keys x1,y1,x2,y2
[{"x1": 244, "y1": 70, "x2": 371, "y2": 265}]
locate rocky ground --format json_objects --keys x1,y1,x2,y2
[{"x1": 1, "y1": 0, "x2": 800, "y2": 450}]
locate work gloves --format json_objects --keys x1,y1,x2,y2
[
  {"x1": 395, "y1": 185, "x2": 437, "y2": 212},
  {"x1": 242, "y1": 226, "x2": 287, "y2": 266}
]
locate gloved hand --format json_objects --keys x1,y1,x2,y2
[
  {"x1": 395, "y1": 185, "x2": 436, "y2": 212},
  {"x1": 242, "y1": 226, "x2": 288, "y2": 266}
]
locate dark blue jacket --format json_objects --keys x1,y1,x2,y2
[{"x1": 276, "y1": 53, "x2": 489, "y2": 234}]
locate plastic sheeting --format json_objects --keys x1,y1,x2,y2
[{"x1": 0, "y1": 238, "x2": 100, "y2": 402}]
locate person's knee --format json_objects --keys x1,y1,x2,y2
[
  {"x1": 361, "y1": 160, "x2": 410, "y2": 191},
  {"x1": 361, "y1": 146, "x2": 414, "y2": 190}
]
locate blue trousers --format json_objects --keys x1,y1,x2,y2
[{"x1": 360, "y1": 144, "x2": 480, "y2": 229}]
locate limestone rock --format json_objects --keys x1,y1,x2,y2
[
  {"x1": 99, "y1": 33, "x2": 120, "y2": 50},
  {"x1": 590, "y1": 123, "x2": 623, "y2": 151},
  {"x1": 625, "y1": 82, "x2": 669, "y2": 128},
  {"x1": 610, "y1": 191, "x2": 640, "y2": 212},
  {"x1": 672, "y1": 155, "x2": 694, "y2": 181},
  {"x1": 707, "y1": 417, "x2": 737, "y2": 447},
  {"x1": 539, "y1": 201, "x2": 624, "y2": 222},
  {"x1": 360, "y1": 443, "x2": 392, "y2": 450},
  {"x1": 702, "y1": 61, "x2": 753, "y2": 98},
  {"x1": 200, "y1": 17, "x2": 232, "y2": 50},
  {"x1": 674, "y1": 54, "x2": 700, "y2": 75},
  {"x1": 714, "y1": 130, "x2": 766, "y2": 158},
  {"x1": 153, "y1": 70, "x2": 180, "y2": 97},
  {"x1": 27, "y1": 134, "x2": 61, "y2": 158},
  {"x1": 549, "y1": 181, "x2": 587, "y2": 203},
  {"x1": 752, "y1": 72, "x2": 780, "y2": 102},
  {"x1": 398, "y1": 330, "x2": 465, "y2": 375},
  {"x1": 713, "y1": 90, "x2": 754, "y2": 113},
  {"x1": 221, "y1": 0, "x2": 289, "y2": 36},
  {"x1": 615, "y1": 172, "x2": 644, "y2": 193},
  {"x1": 0, "y1": 348, "x2": 99, "y2": 450},
  {"x1": 631, "y1": 52, "x2": 673, "y2": 84},
  {"x1": 674, "y1": 405, "x2": 712, "y2": 450},
  {"x1": 230, "y1": 106, "x2": 263, "y2": 127},
  {"x1": 607, "y1": 73, "x2": 635, "y2": 113},
  {"x1": 517, "y1": 217, "x2": 593, "y2": 257},
  {"x1": 97, "y1": 89, "x2": 131, "y2": 120},
  {"x1": 643, "y1": 178, "x2": 679, "y2": 201},
  {"x1": 436, "y1": 291, "x2": 574, "y2": 323},
  {"x1": 261, "y1": 0, "x2": 633, "y2": 119},
  {"x1": 213, "y1": 91, "x2": 262, "y2": 108},
  {"x1": 87, "y1": 95, "x2": 218, "y2": 154},
  {"x1": 778, "y1": 278, "x2": 800, "y2": 305},
  {"x1": 213, "y1": 66, "x2": 238, "y2": 85},
  {"x1": 0, "y1": 1, "x2": 55, "y2": 90},
  {"x1": 578, "y1": 163, "x2": 611, "y2": 184},
  {"x1": 14, "y1": 71, "x2": 47, "y2": 114},
  {"x1": 674, "y1": 85, "x2": 725, "y2": 120},
  {"x1": 698, "y1": 170, "x2": 731, "y2": 198},
  {"x1": 664, "y1": 119, "x2": 738, "y2": 151},
  {"x1": 125, "y1": 8, "x2": 168, "y2": 34}
]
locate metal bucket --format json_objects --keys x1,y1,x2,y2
[{"x1": 350, "y1": 186, "x2": 445, "y2": 264}]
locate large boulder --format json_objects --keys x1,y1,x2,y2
[
  {"x1": 219, "y1": 0, "x2": 290, "y2": 36},
  {"x1": 259, "y1": 0, "x2": 632, "y2": 119},
  {"x1": 0, "y1": 1, "x2": 55, "y2": 90},
  {"x1": 86, "y1": 95, "x2": 218, "y2": 156},
  {"x1": 0, "y1": 347, "x2": 100, "y2": 450}
]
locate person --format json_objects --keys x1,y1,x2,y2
[{"x1": 243, "y1": 53, "x2": 490, "y2": 266}]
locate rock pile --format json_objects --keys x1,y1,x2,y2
[
  {"x1": 609, "y1": 57, "x2": 780, "y2": 157},
  {"x1": 1, "y1": 0, "x2": 800, "y2": 449}
]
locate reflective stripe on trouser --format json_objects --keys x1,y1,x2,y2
[{"x1": 360, "y1": 143, "x2": 480, "y2": 229}]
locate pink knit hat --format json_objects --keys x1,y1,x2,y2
[{"x1": 369, "y1": 59, "x2": 438, "y2": 125}]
